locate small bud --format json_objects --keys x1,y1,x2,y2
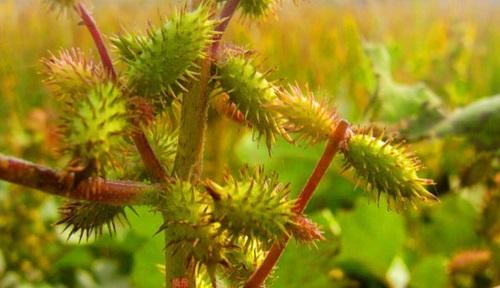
[{"x1": 289, "y1": 214, "x2": 325, "y2": 243}]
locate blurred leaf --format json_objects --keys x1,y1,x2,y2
[
  {"x1": 410, "y1": 256, "x2": 448, "y2": 288},
  {"x1": 433, "y1": 94, "x2": 500, "y2": 151},
  {"x1": 54, "y1": 247, "x2": 94, "y2": 270},
  {"x1": 75, "y1": 269, "x2": 98, "y2": 288},
  {"x1": 127, "y1": 207, "x2": 164, "y2": 288},
  {"x1": 364, "y1": 43, "x2": 444, "y2": 129},
  {"x1": 336, "y1": 199, "x2": 406, "y2": 279},
  {"x1": 237, "y1": 136, "x2": 363, "y2": 212},
  {"x1": 92, "y1": 259, "x2": 130, "y2": 288},
  {"x1": 271, "y1": 210, "x2": 341, "y2": 288},
  {"x1": 0, "y1": 249, "x2": 5, "y2": 275},
  {"x1": 415, "y1": 195, "x2": 481, "y2": 255}
]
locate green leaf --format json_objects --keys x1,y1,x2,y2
[
  {"x1": 364, "y1": 43, "x2": 444, "y2": 126},
  {"x1": 128, "y1": 207, "x2": 164, "y2": 288},
  {"x1": 271, "y1": 210, "x2": 342, "y2": 288},
  {"x1": 413, "y1": 195, "x2": 481, "y2": 255},
  {"x1": 236, "y1": 136, "x2": 363, "y2": 212},
  {"x1": 336, "y1": 199, "x2": 406, "y2": 279},
  {"x1": 433, "y1": 94, "x2": 500, "y2": 151},
  {"x1": 53, "y1": 247, "x2": 94, "y2": 270},
  {"x1": 410, "y1": 256, "x2": 448, "y2": 288}
]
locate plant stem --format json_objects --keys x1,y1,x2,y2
[
  {"x1": 75, "y1": 3, "x2": 117, "y2": 81},
  {"x1": 132, "y1": 131, "x2": 168, "y2": 181},
  {"x1": 293, "y1": 120, "x2": 350, "y2": 213},
  {"x1": 75, "y1": 2, "x2": 167, "y2": 181},
  {"x1": 172, "y1": 0, "x2": 242, "y2": 179},
  {"x1": 244, "y1": 120, "x2": 350, "y2": 288},
  {"x1": 165, "y1": 56, "x2": 211, "y2": 288},
  {"x1": 0, "y1": 154, "x2": 159, "y2": 205},
  {"x1": 166, "y1": 2, "x2": 242, "y2": 287},
  {"x1": 212, "y1": 0, "x2": 241, "y2": 57},
  {"x1": 172, "y1": 58, "x2": 212, "y2": 181}
]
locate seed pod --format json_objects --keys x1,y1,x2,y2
[
  {"x1": 224, "y1": 239, "x2": 265, "y2": 286},
  {"x1": 271, "y1": 85, "x2": 338, "y2": 144},
  {"x1": 56, "y1": 201, "x2": 128, "y2": 241},
  {"x1": 44, "y1": 0, "x2": 75, "y2": 13},
  {"x1": 42, "y1": 48, "x2": 104, "y2": 100},
  {"x1": 112, "y1": 5, "x2": 217, "y2": 104},
  {"x1": 239, "y1": 0, "x2": 277, "y2": 18},
  {"x1": 62, "y1": 83, "x2": 127, "y2": 168},
  {"x1": 342, "y1": 131, "x2": 437, "y2": 209},
  {"x1": 205, "y1": 166, "x2": 294, "y2": 247},
  {"x1": 157, "y1": 181, "x2": 226, "y2": 265},
  {"x1": 216, "y1": 56, "x2": 288, "y2": 150}
]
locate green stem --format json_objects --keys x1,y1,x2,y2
[
  {"x1": 165, "y1": 42, "x2": 213, "y2": 288},
  {"x1": 166, "y1": 1, "x2": 242, "y2": 286}
]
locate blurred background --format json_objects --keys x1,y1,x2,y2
[{"x1": 0, "y1": 0, "x2": 499, "y2": 287}]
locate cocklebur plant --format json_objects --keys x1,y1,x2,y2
[{"x1": 0, "y1": 1, "x2": 438, "y2": 287}]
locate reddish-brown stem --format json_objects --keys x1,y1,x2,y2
[
  {"x1": 244, "y1": 120, "x2": 350, "y2": 288},
  {"x1": 0, "y1": 154, "x2": 159, "y2": 205},
  {"x1": 132, "y1": 131, "x2": 168, "y2": 181},
  {"x1": 75, "y1": 2, "x2": 167, "y2": 182},
  {"x1": 293, "y1": 120, "x2": 350, "y2": 213},
  {"x1": 211, "y1": 0, "x2": 241, "y2": 57},
  {"x1": 75, "y1": 3, "x2": 117, "y2": 81}
]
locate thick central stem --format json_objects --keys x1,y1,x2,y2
[
  {"x1": 165, "y1": 1, "x2": 240, "y2": 286},
  {"x1": 172, "y1": 59, "x2": 211, "y2": 181},
  {"x1": 165, "y1": 58, "x2": 211, "y2": 288}
]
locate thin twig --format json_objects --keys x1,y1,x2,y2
[
  {"x1": 75, "y1": 2, "x2": 167, "y2": 181},
  {"x1": 293, "y1": 120, "x2": 350, "y2": 213},
  {"x1": 75, "y1": 3, "x2": 117, "y2": 81},
  {"x1": 244, "y1": 120, "x2": 350, "y2": 288},
  {"x1": 0, "y1": 154, "x2": 159, "y2": 205},
  {"x1": 132, "y1": 131, "x2": 168, "y2": 181}
]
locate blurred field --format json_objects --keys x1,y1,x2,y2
[{"x1": 0, "y1": 0, "x2": 499, "y2": 287}]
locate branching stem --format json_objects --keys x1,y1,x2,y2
[
  {"x1": 244, "y1": 120, "x2": 350, "y2": 288},
  {"x1": 0, "y1": 154, "x2": 159, "y2": 205},
  {"x1": 75, "y1": 2, "x2": 167, "y2": 182},
  {"x1": 166, "y1": 2, "x2": 241, "y2": 287},
  {"x1": 212, "y1": 0, "x2": 241, "y2": 57}
]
